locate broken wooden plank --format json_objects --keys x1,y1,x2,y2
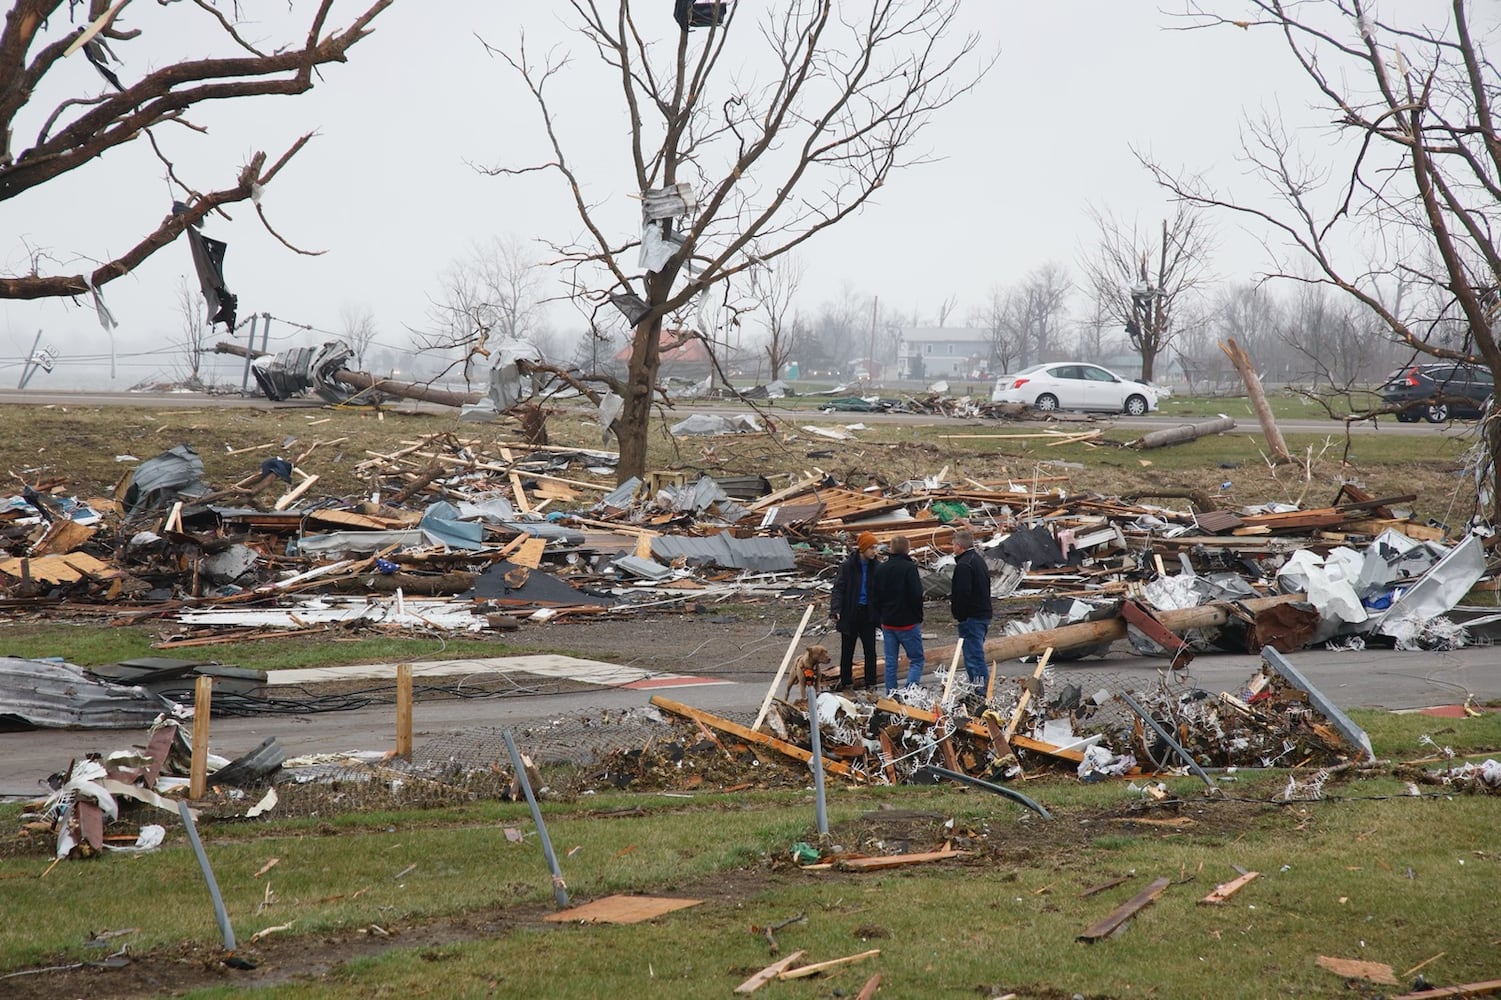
[
  {"x1": 777, "y1": 949, "x2": 880, "y2": 981},
  {"x1": 734, "y1": 951, "x2": 807, "y2": 994},
  {"x1": 753, "y1": 605, "x2": 815, "y2": 732},
  {"x1": 1077, "y1": 876, "x2": 1170, "y2": 941},
  {"x1": 838, "y1": 849, "x2": 967, "y2": 871},
  {"x1": 1199, "y1": 870, "x2": 1259, "y2": 904},
  {"x1": 542, "y1": 894, "x2": 701, "y2": 925},
  {"x1": 273, "y1": 474, "x2": 318, "y2": 511},
  {"x1": 1079, "y1": 875, "x2": 1134, "y2": 898},
  {"x1": 512, "y1": 537, "x2": 547, "y2": 570},
  {"x1": 1003, "y1": 648, "x2": 1052, "y2": 740},
  {"x1": 651, "y1": 696, "x2": 855, "y2": 778}
]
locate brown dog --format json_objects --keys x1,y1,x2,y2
[{"x1": 784, "y1": 644, "x2": 833, "y2": 705}]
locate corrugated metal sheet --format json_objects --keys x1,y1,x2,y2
[
  {"x1": 650, "y1": 532, "x2": 795, "y2": 572},
  {"x1": 0, "y1": 658, "x2": 168, "y2": 730}
]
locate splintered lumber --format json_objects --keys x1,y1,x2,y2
[
  {"x1": 838, "y1": 849, "x2": 967, "y2": 870},
  {"x1": 1004, "y1": 648, "x2": 1052, "y2": 739},
  {"x1": 273, "y1": 475, "x2": 318, "y2": 511},
  {"x1": 1129, "y1": 416, "x2": 1237, "y2": 450},
  {"x1": 1077, "y1": 876, "x2": 1171, "y2": 941},
  {"x1": 735, "y1": 951, "x2": 807, "y2": 994},
  {"x1": 1199, "y1": 870, "x2": 1259, "y2": 904},
  {"x1": 651, "y1": 696, "x2": 855, "y2": 778},
  {"x1": 754, "y1": 605, "x2": 816, "y2": 731},
  {"x1": 855, "y1": 974, "x2": 882, "y2": 1000},
  {"x1": 777, "y1": 949, "x2": 881, "y2": 981}
]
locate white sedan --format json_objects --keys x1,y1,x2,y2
[{"x1": 991, "y1": 362, "x2": 1159, "y2": 415}]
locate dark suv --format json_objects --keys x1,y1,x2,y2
[{"x1": 1380, "y1": 362, "x2": 1494, "y2": 422}]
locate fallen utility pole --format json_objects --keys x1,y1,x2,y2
[
  {"x1": 926, "y1": 593, "x2": 1307, "y2": 666},
  {"x1": 1129, "y1": 415, "x2": 1236, "y2": 450},
  {"x1": 214, "y1": 341, "x2": 480, "y2": 408}
]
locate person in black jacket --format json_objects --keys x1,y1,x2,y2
[
  {"x1": 949, "y1": 527, "x2": 993, "y2": 687},
  {"x1": 873, "y1": 534, "x2": 925, "y2": 692},
  {"x1": 829, "y1": 531, "x2": 881, "y2": 689}
]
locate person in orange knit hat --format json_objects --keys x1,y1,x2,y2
[{"x1": 829, "y1": 531, "x2": 882, "y2": 690}]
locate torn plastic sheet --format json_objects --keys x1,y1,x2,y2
[
  {"x1": 1376, "y1": 533, "x2": 1487, "y2": 639},
  {"x1": 669, "y1": 413, "x2": 762, "y2": 436},
  {"x1": 103, "y1": 824, "x2": 166, "y2": 853},
  {"x1": 598, "y1": 391, "x2": 623, "y2": 444},
  {"x1": 1276, "y1": 548, "x2": 1367, "y2": 640},
  {"x1": 1379, "y1": 615, "x2": 1470, "y2": 651}
]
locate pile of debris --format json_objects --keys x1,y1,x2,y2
[
  {"x1": 630, "y1": 644, "x2": 1376, "y2": 792},
  {"x1": 0, "y1": 433, "x2": 1492, "y2": 664}
]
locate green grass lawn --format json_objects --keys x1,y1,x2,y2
[{"x1": 2, "y1": 711, "x2": 1498, "y2": 998}]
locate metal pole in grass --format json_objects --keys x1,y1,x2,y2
[
  {"x1": 807, "y1": 697, "x2": 830, "y2": 838},
  {"x1": 177, "y1": 800, "x2": 246, "y2": 963},
  {"x1": 503, "y1": 730, "x2": 570, "y2": 909},
  {"x1": 1118, "y1": 690, "x2": 1218, "y2": 791}
]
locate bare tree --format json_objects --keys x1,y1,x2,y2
[
  {"x1": 0, "y1": 2, "x2": 392, "y2": 302},
  {"x1": 485, "y1": 2, "x2": 988, "y2": 482},
  {"x1": 808, "y1": 284, "x2": 867, "y2": 373},
  {"x1": 1010, "y1": 262, "x2": 1072, "y2": 366},
  {"x1": 171, "y1": 275, "x2": 210, "y2": 388},
  {"x1": 1080, "y1": 205, "x2": 1215, "y2": 382},
  {"x1": 1157, "y1": 1, "x2": 1501, "y2": 522},
  {"x1": 339, "y1": 303, "x2": 379, "y2": 371},
  {"x1": 970, "y1": 285, "x2": 1019, "y2": 374},
  {"x1": 755, "y1": 255, "x2": 805, "y2": 381},
  {"x1": 1275, "y1": 280, "x2": 1372, "y2": 389},
  {"x1": 1076, "y1": 293, "x2": 1121, "y2": 370},
  {"x1": 419, "y1": 236, "x2": 549, "y2": 383}
]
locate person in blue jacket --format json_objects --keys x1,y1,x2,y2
[{"x1": 873, "y1": 534, "x2": 925, "y2": 693}]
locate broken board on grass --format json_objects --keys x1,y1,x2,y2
[{"x1": 542, "y1": 894, "x2": 702, "y2": 924}]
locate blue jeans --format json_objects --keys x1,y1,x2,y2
[
  {"x1": 956, "y1": 618, "x2": 990, "y2": 684},
  {"x1": 882, "y1": 626, "x2": 926, "y2": 692}
]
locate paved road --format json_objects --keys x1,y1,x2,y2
[
  {"x1": 3, "y1": 642, "x2": 1496, "y2": 800},
  {"x1": 0, "y1": 387, "x2": 1473, "y2": 437}
]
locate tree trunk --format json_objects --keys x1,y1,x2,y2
[
  {"x1": 1140, "y1": 344, "x2": 1157, "y2": 382},
  {"x1": 616, "y1": 270, "x2": 673, "y2": 483}
]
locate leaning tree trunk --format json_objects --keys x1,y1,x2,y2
[{"x1": 1220, "y1": 337, "x2": 1291, "y2": 465}]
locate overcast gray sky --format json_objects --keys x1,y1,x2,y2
[{"x1": 1, "y1": 2, "x2": 1357, "y2": 387}]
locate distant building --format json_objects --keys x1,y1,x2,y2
[
  {"x1": 896, "y1": 327, "x2": 993, "y2": 379},
  {"x1": 611, "y1": 330, "x2": 715, "y2": 378}
]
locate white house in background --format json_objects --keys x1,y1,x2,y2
[{"x1": 896, "y1": 327, "x2": 995, "y2": 379}]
